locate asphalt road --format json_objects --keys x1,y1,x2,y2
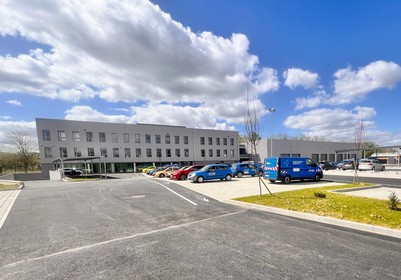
[
  {"x1": 1, "y1": 176, "x2": 401, "y2": 279},
  {"x1": 324, "y1": 174, "x2": 401, "y2": 187}
]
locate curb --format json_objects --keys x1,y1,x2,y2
[
  {"x1": 0, "y1": 181, "x2": 25, "y2": 191},
  {"x1": 224, "y1": 199, "x2": 401, "y2": 239}
]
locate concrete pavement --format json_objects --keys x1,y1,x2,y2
[{"x1": 0, "y1": 190, "x2": 21, "y2": 229}]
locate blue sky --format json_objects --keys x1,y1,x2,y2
[{"x1": 1, "y1": 0, "x2": 401, "y2": 151}]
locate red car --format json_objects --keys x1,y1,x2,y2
[{"x1": 170, "y1": 165, "x2": 204, "y2": 180}]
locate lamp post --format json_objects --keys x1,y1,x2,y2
[{"x1": 268, "y1": 108, "x2": 276, "y2": 157}]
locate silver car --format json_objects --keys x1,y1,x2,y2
[{"x1": 358, "y1": 159, "x2": 385, "y2": 171}]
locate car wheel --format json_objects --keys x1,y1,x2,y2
[
  {"x1": 237, "y1": 172, "x2": 243, "y2": 178},
  {"x1": 160, "y1": 174, "x2": 165, "y2": 178},
  {"x1": 313, "y1": 174, "x2": 321, "y2": 182},
  {"x1": 372, "y1": 166, "x2": 375, "y2": 171},
  {"x1": 197, "y1": 176, "x2": 204, "y2": 183},
  {"x1": 381, "y1": 166, "x2": 385, "y2": 171},
  {"x1": 258, "y1": 171, "x2": 264, "y2": 177},
  {"x1": 225, "y1": 174, "x2": 232, "y2": 181},
  {"x1": 282, "y1": 175, "x2": 291, "y2": 184},
  {"x1": 269, "y1": 179, "x2": 276, "y2": 183},
  {"x1": 180, "y1": 174, "x2": 187, "y2": 180}
]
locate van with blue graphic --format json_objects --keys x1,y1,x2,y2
[{"x1": 263, "y1": 157, "x2": 323, "y2": 184}]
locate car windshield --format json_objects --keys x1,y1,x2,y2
[{"x1": 199, "y1": 165, "x2": 211, "y2": 172}]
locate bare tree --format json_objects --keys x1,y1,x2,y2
[
  {"x1": 353, "y1": 117, "x2": 365, "y2": 184},
  {"x1": 244, "y1": 77, "x2": 261, "y2": 163},
  {"x1": 6, "y1": 130, "x2": 35, "y2": 173}
]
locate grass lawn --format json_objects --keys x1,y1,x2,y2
[
  {"x1": 0, "y1": 183, "x2": 20, "y2": 190},
  {"x1": 235, "y1": 184, "x2": 401, "y2": 230}
]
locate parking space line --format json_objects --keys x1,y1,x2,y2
[{"x1": 137, "y1": 174, "x2": 197, "y2": 206}]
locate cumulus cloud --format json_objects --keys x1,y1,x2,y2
[
  {"x1": 283, "y1": 107, "x2": 381, "y2": 142},
  {"x1": 0, "y1": 0, "x2": 278, "y2": 111},
  {"x1": 6, "y1": 99, "x2": 22, "y2": 106},
  {"x1": 283, "y1": 68, "x2": 319, "y2": 89},
  {"x1": 330, "y1": 60, "x2": 401, "y2": 104}
]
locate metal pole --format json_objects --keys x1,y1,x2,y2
[{"x1": 268, "y1": 108, "x2": 276, "y2": 157}]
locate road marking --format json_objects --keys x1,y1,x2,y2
[
  {"x1": 0, "y1": 190, "x2": 21, "y2": 229},
  {"x1": 2, "y1": 209, "x2": 246, "y2": 269},
  {"x1": 136, "y1": 173, "x2": 197, "y2": 206}
]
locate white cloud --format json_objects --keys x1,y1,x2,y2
[
  {"x1": 0, "y1": 0, "x2": 278, "y2": 106},
  {"x1": 283, "y1": 68, "x2": 319, "y2": 89},
  {"x1": 283, "y1": 107, "x2": 386, "y2": 143},
  {"x1": 294, "y1": 90, "x2": 329, "y2": 110},
  {"x1": 331, "y1": 60, "x2": 401, "y2": 105},
  {"x1": 6, "y1": 99, "x2": 22, "y2": 106}
]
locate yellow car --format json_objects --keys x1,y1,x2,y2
[
  {"x1": 153, "y1": 166, "x2": 180, "y2": 178},
  {"x1": 141, "y1": 166, "x2": 155, "y2": 173}
]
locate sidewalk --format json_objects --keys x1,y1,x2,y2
[{"x1": 0, "y1": 190, "x2": 21, "y2": 229}]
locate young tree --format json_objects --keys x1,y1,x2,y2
[
  {"x1": 244, "y1": 77, "x2": 261, "y2": 163},
  {"x1": 6, "y1": 130, "x2": 35, "y2": 173}
]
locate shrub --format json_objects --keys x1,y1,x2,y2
[
  {"x1": 387, "y1": 191, "x2": 400, "y2": 210},
  {"x1": 314, "y1": 192, "x2": 326, "y2": 199}
]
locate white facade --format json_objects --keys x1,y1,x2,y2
[
  {"x1": 36, "y1": 118, "x2": 239, "y2": 175},
  {"x1": 249, "y1": 138, "x2": 357, "y2": 163}
]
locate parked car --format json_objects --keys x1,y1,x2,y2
[
  {"x1": 337, "y1": 159, "x2": 356, "y2": 170},
  {"x1": 231, "y1": 162, "x2": 263, "y2": 178},
  {"x1": 264, "y1": 157, "x2": 323, "y2": 184},
  {"x1": 153, "y1": 166, "x2": 180, "y2": 178},
  {"x1": 358, "y1": 159, "x2": 385, "y2": 171},
  {"x1": 170, "y1": 165, "x2": 204, "y2": 180},
  {"x1": 61, "y1": 168, "x2": 82, "y2": 177},
  {"x1": 147, "y1": 166, "x2": 165, "y2": 175},
  {"x1": 318, "y1": 161, "x2": 337, "y2": 171},
  {"x1": 141, "y1": 166, "x2": 156, "y2": 173},
  {"x1": 188, "y1": 164, "x2": 233, "y2": 183}
]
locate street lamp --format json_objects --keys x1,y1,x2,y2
[{"x1": 268, "y1": 108, "x2": 276, "y2": 157}]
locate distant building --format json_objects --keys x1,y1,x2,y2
[
  {"x1": 36, "y1": 118, "x2": 239, "y2": 177},
  {"x1": 244, "y1": 138, "x2": 357, "y2": 163}
]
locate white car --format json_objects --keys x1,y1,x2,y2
[{"x1": 358, "y1": 159, "x2": 385, "y2": 171}]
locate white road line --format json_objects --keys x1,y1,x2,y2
[
  {"x1": 141, "y1": 176, "x2": 198, "y2": 206},
  {"x1": 2, "y1": 209, "x2": 246, "y2": 269},
  {"x1": 0, "y1": 190, "x2": 21, "y2": 229}
]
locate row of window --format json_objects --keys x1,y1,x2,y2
[
  {"x1": 43, "y1": 147, "x2": 235, "y2": 159},
  {"x1": 43, "y1": 130, "x2": 235, "y2": 146}
]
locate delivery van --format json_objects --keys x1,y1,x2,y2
[{"x1": 263, "y1": 157, "x2": 323, "y2": 184}]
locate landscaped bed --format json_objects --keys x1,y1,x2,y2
[
  {"x1": 0, "y1": 183, "x2": 20, "y2": 190},
  {"x1": 235, "y1": 183, "x2": 401, "y2": 230}
]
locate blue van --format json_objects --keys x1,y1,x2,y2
[{"x1": 263, "y1": 157, "x2": 323, "y2": 184}]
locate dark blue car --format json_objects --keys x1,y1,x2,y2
[
  {"x1": 188, "y1": 164, "x2": 233, "y2": 183},
  {"x1": 231, "y1": 163, "x2": 263, "y2": 178}
]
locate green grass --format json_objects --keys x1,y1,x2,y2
[
  {"x1": 0, "y1": 183, "x2": 20, "y2": 190},
  {"x1": 235, "y1": 184, "x2": 401, "y2": 230}
]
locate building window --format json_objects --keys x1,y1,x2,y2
[
  {"x1": 175, "y1": 136, "x2": 180, "y2": 144},
  {"x1": 166, "y1": 148, "x2": 171, "y2": 157},
  {"x1": 88, "y1": 148, "x2": 95, "y2": 157},
  {"x1": 184, "y1": 149, "x2": 189, "y2": 157},
  {"x1": 123, "y1": 133, "x2": 129, "y2": 143},
  {"x1": 165, "y1": 134, "x2": 170, "y2": 144},
  {"x1": 146, "y1": 148, "x2": 152, "y2": 157},
  {"x1": 156, "y1": 148, "x2": 162, "y2": 157},
  {"x1": 42, "y1": 130, "x2": 51, "y2": 141},
  {"x1": 100, "y1": 148, "x2": 107, "y2": 157},
  {"x1": 230, "y1": 149, "x2": 234, "y2": 157},
  {"x1": 216, "y1": 149, "x2": 220, "y2": 157},
  {"x1": 72, "y1": 131, "x2": 80, "y2": 142},
  {"x1": 223, "y1": 149, "x2": 227, "y2": 157},
  {"x1": 208, "y1": 137, "x2": 213, "y2": 145},
  {"x1": 175, "y1": 149, "x2": 180, "y2": 157},
  {"x1": 183, "y1": 136, "x2": 189, "y2": 145},
  {"x1": 200, "y1": 137, "x2": 205, "y2": 145},
  {"x1": 99, "y1": 132, "x2": 106, "y2": 142},
  {"x1": 155, "y1": 135, "x2": 161, "y2": 144},
  {"x1": 44, "y1": 147, "x2": 53, "y2": 158},
  {"x1": 111, "y1": 133, "x2": 118, "y2": 143},
  {"x1": 201, "y1": 149, "x2": 205, "y2": 157},
  {"x1": 216, "y1": 137, "x2": 220, "y2": 145},
  {"x1": 135, "y1": 134, "x2": 140, "y2": 143},
  {"x1": 124, "y1": 148, "x2": 131, "y2": 158},
  {"x1": 59, "y1": 147, "x2": 67, "y2": 158},
  {"x1": 223, "y1": 138, "x2": 227, "y2": 145},
  {"x1": 58, "y1": 131, "x2": 66, "y2": 142},
  {"x1": 145, "y1": 134, "x2": 151, "y2": 144},
  {"x1": 113, "y1": 148, "x2": 119, "y2": 157},
  {"x1": 136, "y1": 148, "x2": 142, "y2": 158},
  {"x1": 209, "y1": 149, "x2": 213, "y2": 157},
  {"x1": 74, "y1": 147, "x2": 82, "y2": 157},
  {"x1": 230, "y1": 138, "x2": 234, "y2": 146},
  {"x1": 86, "y1": 132, "x2": 93, "y2": 142}
]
